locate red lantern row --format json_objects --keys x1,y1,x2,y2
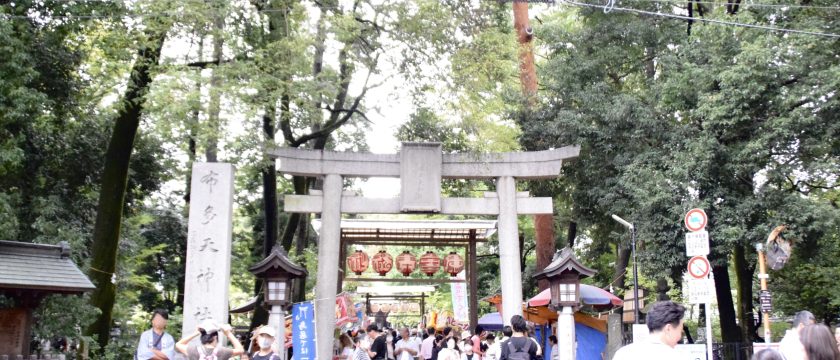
[{"x1": 346, "y1": 250, "x2": 464, "y2": 277}]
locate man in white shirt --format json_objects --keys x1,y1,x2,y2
[
  {"x1": 420, "y1": 327, "x2": 436, "y2": 360},
  {"x1": 613, "y1": 301, "x2": 686, "y2": 360},
  {"x1": 483, "y1": 334, "x2": 497, "y2": 360},
  {"x1": 135, "y1": 309, "x2": 175, "y2": 360},
  {"x1": 409, "y1": 329, "x2": 423, "y2": 360},
  {"x1": 396, "y1": 327, "x2": 420, "y2": 360},
  {"x1": 778, "y1": 310, "x2": 815, "y2": 360}
]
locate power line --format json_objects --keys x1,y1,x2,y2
[
  {"x1": 626, "y1": 0, "x2": 840, "y2": 10},
  {"x1": 561, "y1": 0, "x2": 840, "y2": 38},
  {"x1": 0, "y1": 8, "x2": 306, "y2": 20}
]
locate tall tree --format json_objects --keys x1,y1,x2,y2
[
  {"x1": 523, "y1": 0, "x2": 839, "y2": 343},
  {"x1": 86, "y1": 27, "x2": 169, "y2": 348}
]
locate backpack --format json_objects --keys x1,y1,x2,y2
[
  {"x1": 506, "y1": 339, "x2": 531, "y2": 360},
  {"x1": 196, "y1": 345, "x2": 221, "y2": 360}
]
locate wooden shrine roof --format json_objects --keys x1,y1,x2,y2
[{"x1": 0, "y1": 240, "x2": 95, "y2": 294}]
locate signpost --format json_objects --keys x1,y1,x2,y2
[{"x1": 684, "y1": 209, "x2": 713, "y2": 360}]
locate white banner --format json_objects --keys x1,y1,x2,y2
[{"x1": 450, "y1": 270, "x2": 468, "y2": 322}]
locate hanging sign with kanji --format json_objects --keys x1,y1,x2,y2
[{"x1": 292, "y1": 301, "x2": 316, "y2": 360}]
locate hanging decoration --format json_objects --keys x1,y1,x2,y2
[
  {"x1": 395, "y1": 251, "x2": 417, "y2": 276},
  {"x1": 371, "y1": 250, "x2": 394, "y2": 276},
  {"x1": 419, "y1": 251, "x2": 441, "y2": 276},
  {"x1": 443, "y1": 252, "x2": 465, "y2": 276},
  {"x1": 347, "y1": 250, "x2": 369, "y2": 275}
]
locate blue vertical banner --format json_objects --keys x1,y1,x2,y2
[{"x1": 292, "y1": 301, "x2": 317, "y2": 360}]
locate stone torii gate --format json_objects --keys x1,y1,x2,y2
[{"x1": 271, "y1": 142, "x2": 579, "y2": 359}]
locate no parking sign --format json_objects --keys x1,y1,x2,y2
[{"x1": 684, "y1": 208, "x2": 708, "y2": 232}]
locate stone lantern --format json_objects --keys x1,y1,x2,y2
[
  {"x1": 250, "y1": 246, "x2": 308, "y2": 359},
  {"x1": 534, "y1": 247, "x2": 596, "y2": 360}
]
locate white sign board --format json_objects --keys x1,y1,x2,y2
[
  {"x1": 675, "y1": 344, "x2": 707, "y2": 360},
  {"x1": 685, "y1": 230, "x2": 710, "y2": 256},
  {"x1": 182, "y1": 163, "x2": 234, "y2": 341},
  {"x1": 687, "y1": 278, "x2": 716, "y2": 304}
]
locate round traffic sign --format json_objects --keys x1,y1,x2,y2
[
  {"x1": 687, "y1": 255, "x2": 711, "y2": 279},
  {"x1": 685, "y1": 208, "x2": 708, "y2": 232}
]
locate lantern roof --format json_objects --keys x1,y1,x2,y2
[
  {"x1": 533, "y1": 247, "x2": 596, "y2": 280},
  {"x1": 249, "y1": 246, "x2": 308, "y2": 279}
]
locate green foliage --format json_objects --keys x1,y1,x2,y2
[
  {"x1": 773, "y1": 222, "x2": 840, "y2": 323},
  {"x1": 520, "y1": 0, "x2": 840, "y2": 341},
  {"x1": 32, "y1": 295, "x2": 100, "y2": 340}
]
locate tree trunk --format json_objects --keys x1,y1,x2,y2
[
  {"x1": 534, "y1": 214, "x2": 555, "y2": 291},
  {"x1": 179, "y1": 36, "x2": 202, "y2": 309},
  {"x1": 205, "y1": 14, "x2": 224, "y2": 162},
  {"x1": 519, "y1": 233, "x2": 526, "y2": 273},
  {"x1": 512, "y1": 1, "x2": 537, "y2": 101},
  {"x1": 614, "y1": 245, "x2": 631, "y2": 292},
  {"x1": 85, "y1": 30, "x2": 167, "y2": 348},
  {"x1": 293, "y1": 213, "x2": 310, "y2": 302},
  {"x1": 713, "y1": 261, "x2": 742, "y2": 343},
  {"x1": 280, "y1": 176, "x2": 307, "y2": 250},
  {"x1": 733, "y1": 244, "x2": 756, "y2": 342},
  {"x1": 566, "y1": 221, "x2": 577, "y2": 248},
  {"x1": 262, "y1": 109, "x2": 278, "y2": 256}
]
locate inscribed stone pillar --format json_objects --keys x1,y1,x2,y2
[
  {"x1": 315, "y1": 174, "x2": 343, "y2": 359},
  {"x1": 497, "y1": 176, "x2": 523, "y2": 324},
  {"x1": 182, "y1": 163, "x2": 234, "y2": 341}
]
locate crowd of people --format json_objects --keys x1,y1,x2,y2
[
  {"x1": 134, "y1": 303, "x2": 840, "y2": 360},
  {"x1": 611, "y1": 301, "x2": 840, "y2": 360},
  {"x1": 337, "y1": 316, "x2": 556, "y2": 360}
]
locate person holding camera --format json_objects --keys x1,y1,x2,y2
[{"x1": 175, "y1": 319, "x2": 245, "y2": 360}]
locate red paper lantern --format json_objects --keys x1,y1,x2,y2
[
  {"x1": 419, "y1": 251, "x2": 440, "y2": 276},
  {"x1": 443, "y1": 252, "x2": 465, "y2": 276},
  {"x1": 347, "y1": 250, "x2": 369, "y2": 275},
  {"x1": 395, "y1": 251, "x2": 417, "y2": 276},
  {"x1": 371, "y1": 250, "x2": 394, "y2": 276}
]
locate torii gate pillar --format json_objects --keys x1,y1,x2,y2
[{"x1": 271, "y1": 142, "x2": 579, "y2": 359}]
